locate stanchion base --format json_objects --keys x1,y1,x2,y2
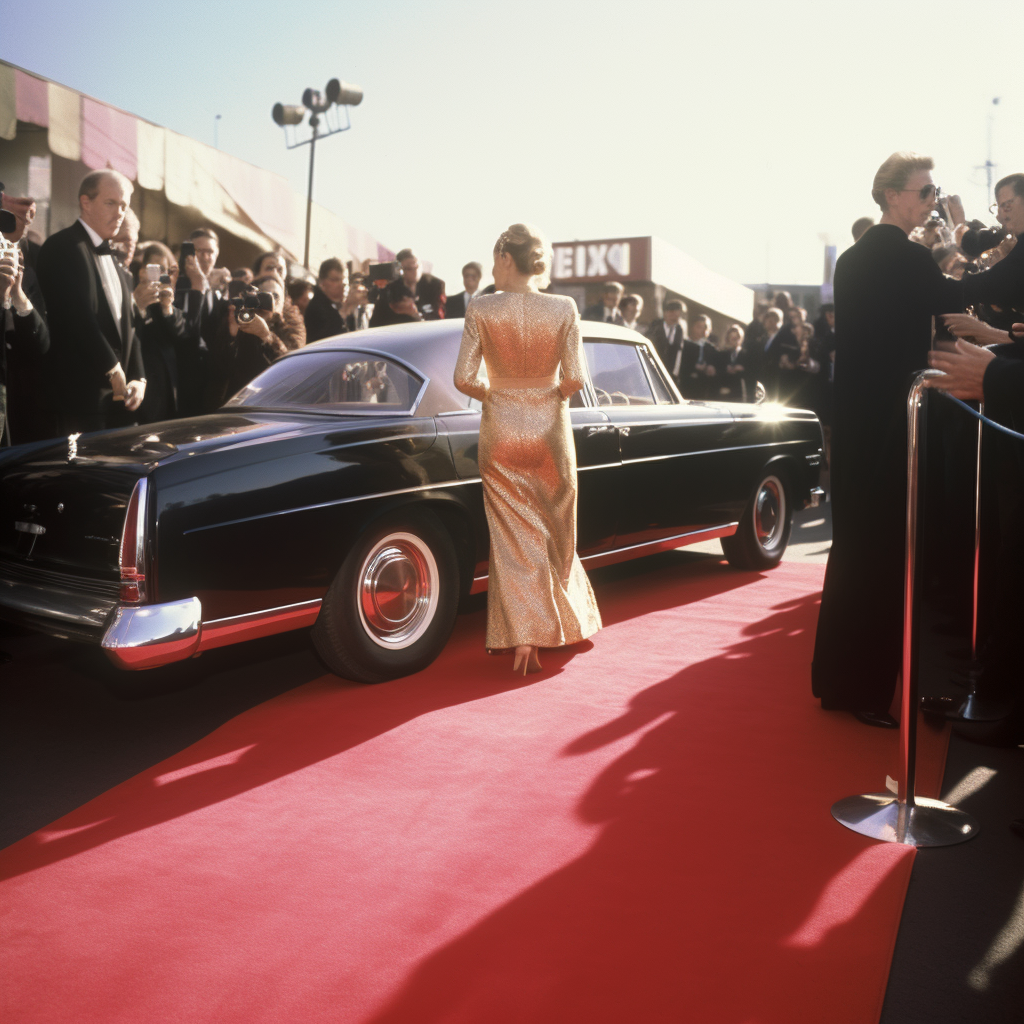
[
  {"x1": 831, "y1": 793, "x2": 980, "y2": 847},
  {"x1": 956, "y1": 693, "x2": 1010, "y2": 722}
]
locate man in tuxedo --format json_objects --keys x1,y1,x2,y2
[
  {"x1": 684, "y1": 314, "x2": 719, "y2": 400},
  {"x1": 304, "y1": 257, "x2": 364, "y2": 342},
  {"x1": 583, "y1": 282, "x2": 625, "y2": 324},
  {"x1": 173, "y1": 227, "x2": 226, "y2": 416},
  {"x1": 36, "y1": 169, "x2": 145, "y2": 435},
  {"x1": 758, "y1": 307, "x2": 799, "y2": 401},
  {"x1": 646, "y1": 299, "x2": 687, "y2": 385},
  {"x1": 445, "y1": 262, "x2": 482, "y2": 319}
]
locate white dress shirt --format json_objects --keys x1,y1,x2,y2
[{"x1": 78, "y1": 218, "x2": 124, "y2": 337}]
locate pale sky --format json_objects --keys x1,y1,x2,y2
[{"x1": 4, "y1": 0, "x2": 1023, "y2": 290}]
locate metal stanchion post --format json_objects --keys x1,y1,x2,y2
[
  {"x1": 953, "y1": 403, "x2": 1004, "y2": 721},
  {"x1": 831, "y1": 371, "x2": 980, "y2": 847}
]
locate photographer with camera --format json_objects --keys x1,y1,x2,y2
[
  {"x1": 207, "y1": 274, "x2": 306, "y2": 409},
  {"x1": 1, "y1": 241, "x2": 49, "y2": 445},
  {"x1": 304, "y1": 257, "x2": 365, "y2": 342},
  {"x1": 130, "y1": 242, "x2": 193, "y2": 424},
  {"x1": 36, "y1": 170, "x2": 146, "y2": 434},
  {"x1": 369, "y1": 248, "x2": 445, "y2": 327}
]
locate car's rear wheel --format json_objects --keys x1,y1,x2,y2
[
  {"x1": 721, "y1": 470, "x2": 792, "y2": 570},
  {"x1": 312, "y1": 510, "x2": 460, "y2": 683}
]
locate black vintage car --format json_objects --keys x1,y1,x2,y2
[{"x1": 0, "y1": 320, "x2": 824, "y2": 683}]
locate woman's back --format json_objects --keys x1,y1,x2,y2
[{"x1": 470, "y1": 291, "x2": 577, "y2": 379}]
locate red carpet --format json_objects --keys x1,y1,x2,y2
[{"x1": 0, "y1": 557, "x2": 947, "y2": 1024}]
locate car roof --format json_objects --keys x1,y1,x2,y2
[{"x1": 287, "y1": 317, "x2": 658, "y2": 417}]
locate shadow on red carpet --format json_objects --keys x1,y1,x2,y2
[{"x1": 0, "y1": 556, "x2": 947, "y2": 1024}]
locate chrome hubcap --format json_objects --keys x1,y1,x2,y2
[
  {"x1": 358, "y1": 532, "x2": 439, "y2": 649},
  {"x1": 754, "y1": 476, "x2": 785, "y2": 552}
]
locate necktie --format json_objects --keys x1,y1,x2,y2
[{"x1": 94, "y1": 241, "x2": 112, "y2": 256}]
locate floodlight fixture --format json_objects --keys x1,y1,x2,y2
[
  {"x1": 272, "y1": 103, "x2": 306, "y2": 127},
  {"x1": 271, "y1": 76, "x2": 364, "y2": 270}
]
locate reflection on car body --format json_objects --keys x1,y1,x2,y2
[{"x1": 0, "y1": 319, "x2": 824, "y2": 684}]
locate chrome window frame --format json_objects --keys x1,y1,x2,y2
[{"x1": 225, "y1": 346, "x2": 431, "y2": 418}]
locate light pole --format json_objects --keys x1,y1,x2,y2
[{"x1": 272, "y1": 78, "x2": 363, "y2": 270}]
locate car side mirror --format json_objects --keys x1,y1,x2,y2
[{"x1": 754, "y1": 381, "x2": 766, "y2": 405}]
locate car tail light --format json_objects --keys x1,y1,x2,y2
[{"x1": 119, "y1": 479, "x2": 149, "y2": 603}]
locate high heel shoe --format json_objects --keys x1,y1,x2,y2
[{"x1": 513, "y1": 645, "x2": 542, "y2": 675}]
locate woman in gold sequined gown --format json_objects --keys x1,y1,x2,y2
[{"x1": 454, "y1": 224, "x2": 602, "y2": 673}]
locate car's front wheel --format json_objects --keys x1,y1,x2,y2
[
  {"x1": 721, "y1": 470, "x2": 792, "y2": 570},
  {"x1": 312, "y1": 510, "x2": 460, "y2": 683}
]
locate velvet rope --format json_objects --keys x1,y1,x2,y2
[{"x1": 936, "y1": 391, "x2": 1024, "y2": 443}]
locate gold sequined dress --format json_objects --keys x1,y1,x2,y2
[{"x1": 454, "y1": 291, "x2": 602, "y2": 650}]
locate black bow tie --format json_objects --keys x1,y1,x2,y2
[{"x1": 93, "y1": 241, "x2": 112, "y2": 256}]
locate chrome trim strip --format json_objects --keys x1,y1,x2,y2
[
  {"x1": 197, "y1": 598, "x2": 323, "y2": 651},
  {"x1": 469, "y1": 522, "x2": 739, "y2": 593},
  {"x1": 182, "y1": 477, "x2": 484, "y2": 535},
  {"x1": 618, "y1": 438, "x2": 809, "y2": 466}
]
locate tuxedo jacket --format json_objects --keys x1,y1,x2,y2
[
  {"x1": 445, "y1": 292, "x2": 477, "y2": 320},
  {"x1": 36, "y1": 221, "x2": 143, "y2": 414},
  {"x1": 583, "y1": 304, "x2": 625, "y2": 325},
  {"x1": 304, "y1": 286, "x2": 349, "y2": 343}
]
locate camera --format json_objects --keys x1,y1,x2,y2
[
  {"x1": 365, "y1": 261, "x2": 399, "y2": 303},
  {"x1": 234, "y1": 290, "x2": 273, "y2": 324},
  {"x1": 0, "y1": 182, "x2": 16, "y2": 236},
  {"x1": 960, "y1": 226, "x2": 1006, "y2": 260},
  {"x1": 179, "y1": 240, "x2": 196, "y2": 263}
]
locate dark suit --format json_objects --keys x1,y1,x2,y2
[
  {"x1": 812, "y1": 224, "x2": 962, "y2": 715},
  {"x1": 760, "y1": 327, "x2": 800, "y2": 402},
  {"x1": 36, "y1": 221, "x2": 143, "y2": 433},
  {"x1": 682, "y1": 338, "x2": 719, "y2": 400},
  {"x1": 2, "y1": 306, "x2": 50, "y2": 445},
  {"x1": 647, "y1": 319, "x2": 686, "y2": 383},
  {"x1": 174, "y1": 285, "x2": 225, "y2": 418},
  {"x1": 445, "y1": 292, "x2": 477, "y2": 320},
  {"x1": 135, "y1": 301, "x2": 192, "y2": 424},
  {"x1": 583, "y1": 304, "x2": 625, "y2": 325},
  {"x1": 304, "y1": 286, "x2": 349, "y2": 343}
]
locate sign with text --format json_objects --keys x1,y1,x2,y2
[{"x1": 551, "y1": 237, "x2": 651, "y2": 283}]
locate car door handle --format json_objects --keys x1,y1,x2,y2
[
  {"x1": 618, "y1": 426, "x2": 630, "y2": 436},
  {"x1": 585, "y1": 425, "x2": 615, "y2": 436}
]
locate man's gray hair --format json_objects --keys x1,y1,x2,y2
[
  {"x1": 78, "y1": 169, "x2": 133, "y2": 201},
  {"x1": 871, "y1": 152, "x2": 933, "y2": 212}
]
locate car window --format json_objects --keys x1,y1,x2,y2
[
  {"x1": 639, "y1": 346, "x2": 676, "y2": 404},
  {"x1": 583, "y1": 341, "x2": 656, "y2": 406},
  {"x1": 225, "y1": 351, "x2": 424, "y2": 413}
]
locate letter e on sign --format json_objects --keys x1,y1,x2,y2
[{"x1": 553, "y1": 246, "x2": 573, "y2": 280}]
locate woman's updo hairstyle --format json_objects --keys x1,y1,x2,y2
[{"x1": 494, "y1": 223, "x2": 552, "y2": 286}]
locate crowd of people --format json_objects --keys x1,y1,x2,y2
[
  {"x1": 582, "y1": 280, "x2": 835, "y2": 418},
  {"x1": 2, "y1": 163, "x2": 1017, "y2": 449}
]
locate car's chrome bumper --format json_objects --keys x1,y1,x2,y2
[
  {"x1": 100, "y1": 595, "x2": 324, "y2": 670},
  {"x1": 102, "y1": 598, "x2": 202, "y2": 670}
]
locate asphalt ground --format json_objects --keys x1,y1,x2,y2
[{"x1": 1, "y1": 500, "x2": 1021, "y2": 1022}]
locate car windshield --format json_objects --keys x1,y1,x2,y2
[{"x1": 225, "y1": 351, "x2": 425, "y2": 413}]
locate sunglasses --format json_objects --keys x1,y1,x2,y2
[{"x1": 900, "y1": 184, "x2": 939, "y2": 201}]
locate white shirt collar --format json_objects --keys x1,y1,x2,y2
[{"x1": 78, "y1": 218, "x2": 105, "y2": 249}]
